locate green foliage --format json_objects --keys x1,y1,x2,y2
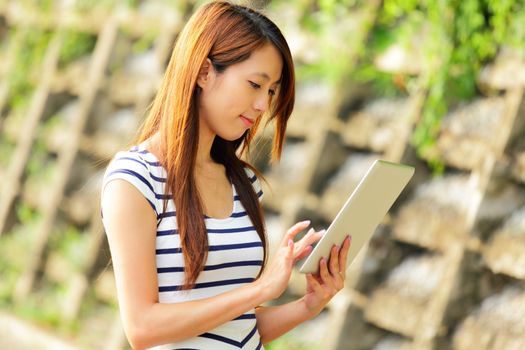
[
  {"x1": 292, "y1": 0, "x2": 525, "y2": 173},
  {"x1": 0, "y1": 214, "x2": 42, "y2": 305},
  {"x1": 13, "y1": 281, "x2": 65, "y2": 328},
  {"x1": 351, "y1": 65, "x2": 406, "y2": 98},
  {"x1": 49, "y1": 225, "x2": 90, "y2": 273},
  {"x1": 409, "y1": 0, "x2": 523, "y2": 173},
  {"x1": 75, "y1": 0, "x2": 115, "y2": 13},
  {"x1": 25, "y1": 137, "x2": 51, "y2": 178},
  {"x1": 266, "y1": 334, "x2": 322, "y2": 350},
  {"x1": 119, "y1": 26, "x2": 159, "y2": 54},
  {"x1": 292, "y1": 0, "x2": 371, "y2": 85},
  {"x1": 124, "y1": 0, "x2": 141, "y2": 8},
  {"x1": 132, "y1": 30, "x2": 157, "y2": 53},
  {"x1": 278, "y1": 0, "x2": 525, "y2": 174},
  {"x1": 15, "y1": 202, "x2": 40, "y2": 223},
  {"x1": 58, "y1": 30, "x2": 97, "y2": 68},
  {"x1": 33, "y1": 0, "x2": 141, "y2": 12},
  {"x1": 0, "y1": 218, "x2": 84, "y2": 333},
  {"x1": 6, "y1": 27, "x2": 52, "y2": 111},
  {"x1": 36, "y1": 0, "x2": 53, "y2": 12},
  {"x1": 0, "y1": 137, "x2": 15, "y2": 169}
]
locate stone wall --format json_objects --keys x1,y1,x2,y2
[{"x1": 0, "y1": 1, "x2": 524, "y2": 350}]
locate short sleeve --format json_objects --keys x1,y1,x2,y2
[
  {"x1": 244, "y1": 167, "x2": 264, "y2": 202},
  {"x1": 100, "y1": 151, "x2": 159, "y2": 219}
]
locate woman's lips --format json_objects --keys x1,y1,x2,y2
[{"x1": 240, "y1": 115, "x2": 254, "y2": 127}]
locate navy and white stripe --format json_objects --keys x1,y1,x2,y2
[{"x1": 101, "y1": 141, "x2": 265, "y2": 350}]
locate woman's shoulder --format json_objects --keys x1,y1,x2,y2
[
  {"x1": 103, "y1": 144, "x2": 164, "y2": 182},
  {"x1": 108, "y1": 146, "x2": 159, "y2": 169},
  {"x1": 101, "y1": 146, "x2": 163, "y2": 217}
]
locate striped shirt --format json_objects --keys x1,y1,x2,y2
[{"x1": 100, "y1": 141, "x2": 265, "y2": 350}]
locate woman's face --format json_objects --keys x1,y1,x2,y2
[{"x1": 196, "y1": 43, "x2": 283, "y2": 141}]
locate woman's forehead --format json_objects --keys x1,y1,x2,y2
[
  {"x1": 237, "y1": 46, "x2": 283, "y2": 83},
  {"x1": 251, "y1": 71, "x2": 282, "y2": 85}
]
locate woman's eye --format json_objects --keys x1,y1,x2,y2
[{"x1": 249, "y1": 81, "x2": 276, "y2": 96}]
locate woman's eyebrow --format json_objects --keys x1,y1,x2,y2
[{"x1": 253, "y1": 72, "x2": 281, "y2": 85}]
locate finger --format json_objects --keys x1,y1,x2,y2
[
  {"x1": 282, "y1": 220, "x2": 311, "y2": 247},
  {"x1": 293, "y1": 228, "x2": 314, "y2": 256},
  {"x1": 297, "y1": 229, "x2": 325, "y2": 252},
  {"x1": 294, "y1": 228, "x2": 326, "y2": 259},
  {"x1": 339, "y1": 235, "x2": 352, "y2": 274},
  {"x1": 294, "y1": 229, "x2": 326, "y2": 262},
  {"x1": 329, "y1": 245, "x2": 340, "y2": 274},
  {"x1": 319, "y1": 257, "x2": 336, "y2": 291},
  {"x1": 294, "y1": 245, "x2": 313, "y2": 262},
  {"x1": 330, "y1": 245, "x2": 345, "y2": 289}
]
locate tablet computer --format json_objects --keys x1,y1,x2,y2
[{"x1": 298, "y1": 159, "x2": 414, "y2": 274}]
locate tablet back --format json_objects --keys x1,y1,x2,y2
[{"x1": 299, "y1": 160, "x2": 414, "y2": 274}]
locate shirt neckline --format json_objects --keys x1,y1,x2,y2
[{"x1": 133, "y1": 141, "x2": 238, "y2": 222}]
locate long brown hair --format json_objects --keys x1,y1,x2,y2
[{"x1": 133, "y1": 0, "x2": 295, "y2": 290}]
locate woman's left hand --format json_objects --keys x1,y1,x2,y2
[{"x1": 301, "y1": 235, "x2": 352, "y2": 317}]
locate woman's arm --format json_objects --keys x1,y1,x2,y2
[
  {"x1": 102, "y1": 179, "x2": 269, "y2": 349},
  {"x1": 255, "y1": 297, "x2": 315, "y2": 344},
  {"x1": 256, "y1": 236, "x2": 352, "y2": 345}
]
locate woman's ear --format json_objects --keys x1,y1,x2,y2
[{"x1": 196, "y1": 58, "x2": 214, "y2": 90}]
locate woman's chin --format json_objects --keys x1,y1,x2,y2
[{"x1": 215, "y1": 131, "x2": 246, "y2": 142}]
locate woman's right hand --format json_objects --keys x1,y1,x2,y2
[{"x1": 255, "y1": 220, "x2": 326, "y2": 301}]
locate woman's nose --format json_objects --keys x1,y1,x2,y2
[{"x1": 253, "y1": 92, "x2": 271, "y2": 113}]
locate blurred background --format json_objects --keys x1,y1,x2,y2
[{"x1": 0, "y1": 0, "x2": 525, "y2": 349}]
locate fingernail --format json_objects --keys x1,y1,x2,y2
[
  {"x1": 301, "y1": 220, "x2": 311, "y2": 225},
  {"x1": 288, "y1": 239, "x2": 293, "y2": 246},
  {"x1": 320, "y1": 229, "x2": 326, "y2": 234}
]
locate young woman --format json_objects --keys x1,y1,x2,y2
[{"x1": 100, "y1": 1, "x2": 352, "y2": 349}]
